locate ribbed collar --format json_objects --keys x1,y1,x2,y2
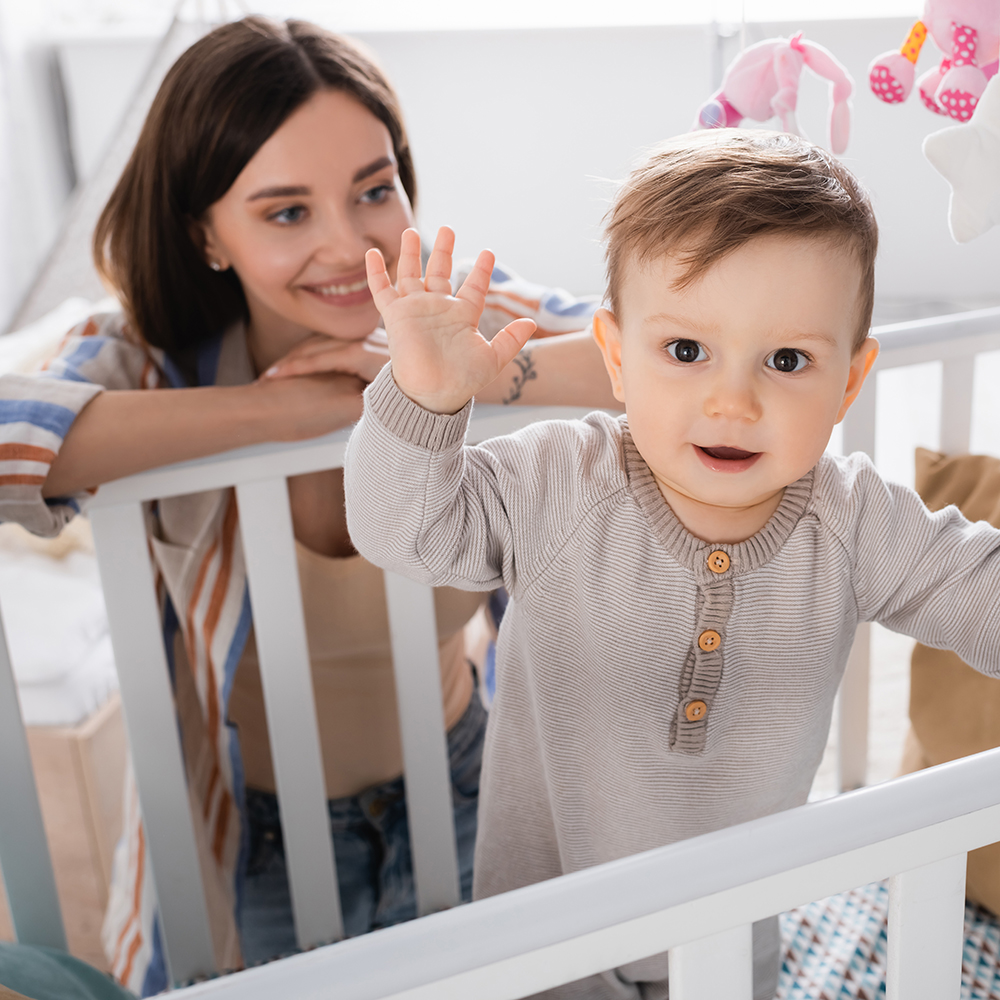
[{"x1": 622, "y1": 422, "x2": 815, "y2": 585}]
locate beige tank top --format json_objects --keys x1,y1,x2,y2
[{"x1": 228, "y1": 543, "x2": 484, "y2": 799}]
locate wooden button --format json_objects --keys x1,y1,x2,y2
[
  {"x1": 685, "y1": 700, "x2": 708, "y2": 722},
  {"x1": 707, "y1": 550, "x2": 730, "y2": 573},
  {"x1": 698, "y1": 629, "x2": 721, "y2": 652}
]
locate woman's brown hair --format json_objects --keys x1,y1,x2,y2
[{"x1": 94, "y1": 17, "x2": 416, "y2": 372}]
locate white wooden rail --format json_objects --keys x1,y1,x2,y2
[
  {"x1": 166, "y1": 744, "x2": 1000, "y2": 1000},
  {"x1": 87, "y1": 402, "x2": 597, "y2": 984},
  {"x1": 3, "y1": 306, "x2": 998, "y2": 993},
  {"x1": 0, "y1": 607, "x2": 66, "y2": 951}
]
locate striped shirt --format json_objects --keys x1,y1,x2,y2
[{"x1": 345, "y1": 363, "x2": 1000, "y2": 999}]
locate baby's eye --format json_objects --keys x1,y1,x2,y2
[
  {"x1": 360, "y1": 184, "x2": 393, "y2": 205},
  {"x1": 270, "y1": 205, "x2": 306, "y2": 225},
  {"x1": 766, "y1": 348, "x2": 810, "y2": 373},
  {"x1": 666, "y1": 339, "x2": 707, "y2": 363}
]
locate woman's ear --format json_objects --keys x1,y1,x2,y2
[
  {"x1": 188, "y1": 216, "x2": 229, "y2": 272},
  {"x1": 836, "y1": 336, "x2": 879, "y2": 422},
  {"x1": 593, "y1": 308, "x2": 626, "y2": 403}
]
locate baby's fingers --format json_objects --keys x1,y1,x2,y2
[
  {"x1": 490, "y1": 318, "x2": 536, "y2": 374},
  {"x1": 454, "y1": 248, "x2": 496, "y2": 315},
  {"x1": 396, "y1": 228, "x2": 425, "y2": 294},
  {"x1": 366, "y1": 248, "x2": 397, "y2": 312},
  {"x1": 424, "y1": 226, "x2": 455, "y2": 295}
]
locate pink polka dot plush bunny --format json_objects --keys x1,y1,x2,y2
[
  {"x1": 869, "y1": 1, "x2": 1000, "y2": 121},
  {"x1": 694, "y1": 33, "x2": 853, "y2": 155}
]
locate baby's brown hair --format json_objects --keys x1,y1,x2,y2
[{"x1": 604, "y1": 130, "x2": 878, "y2": 352}]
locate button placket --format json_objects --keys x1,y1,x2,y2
[{"x1": 672, "y1": 577, "x2": 734, "y2": 753}]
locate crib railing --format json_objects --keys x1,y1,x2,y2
[
  {"x1": 87, "y1": 400, "x2": 601, "y2": 982},
  {"x1": 57, "y1": 305, "x2": 1000, "y2": 989},
  {"x1": 167, "y1": 743, "x2": 1000, "y2": 1000}
]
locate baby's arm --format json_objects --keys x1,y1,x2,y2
[
  {"x1": 365, "y1": 227, "x2": 536, "y2": 415},
  {"x1": 843, "y1": 459, "x2": 1000, "y2": 677}
]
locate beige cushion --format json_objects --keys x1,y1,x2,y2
[{"x1": 905, "y1": 448, "x2": 1000, "y2": 915}]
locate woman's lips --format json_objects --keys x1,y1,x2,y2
[
  {"x1": 695, "y1": 444, "x2": 762, "y2": 473},
  {"x1": 302, "y1": 273, "x2": 373, "y2": 308}
]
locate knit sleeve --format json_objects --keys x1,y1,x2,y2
[
  {"x1": 344, "y1": 363, "x2": 625, "y2": 597},
  {"x1": 0, "y1": 312, "x2": 160, "y2": 536},
  {"x1": 820, "y1": 453, "x2": 1000, "y2": 679}
]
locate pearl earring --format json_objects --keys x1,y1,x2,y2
[{"x1": 209, "y1": 261, "x2": 222, "y2": 272}]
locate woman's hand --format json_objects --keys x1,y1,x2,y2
[
  {"x1": 260, "y1": 331, "x2": 389, "y2": 385},
  {"x1": 366, "y1": 227, "x2": 536, "y2": 414}
]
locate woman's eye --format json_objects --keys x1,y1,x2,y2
[
  {"x1": 766, "y1": 348, "x2": 810, "y2": 373},
  {"x1": 270, "y1": 205, "x2": 306, "y2": 224},
  {"x1": 360, "y1": 184, "x2": 393, "y2": 205},
  {"x1": 666, "y1": 339, "x2": 707, "y2": 363}
]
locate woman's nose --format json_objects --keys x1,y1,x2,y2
[{"x1": 315, "y1": 204, "x2": 370, "y2": 267}]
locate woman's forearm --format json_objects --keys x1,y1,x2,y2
[
  {"x1": 43, "y1": 375, "x2": 364, "y2": 498},
  {"x1": 477, "y1": 330, "x2": 622, "y2": 410}
]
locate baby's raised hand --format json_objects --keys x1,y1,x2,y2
[{"x1": 365, "y1": 227, "x2": 536, "y2": 414}]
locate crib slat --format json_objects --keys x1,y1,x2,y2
[
  {"x1": 837, "y1": 372, "x2": 877, "y2": 792},
  {"x1": 669, "y1": 923, "x2": 753, "y2": 1000},
  {"x1": 838, "y1": 623, "x2": 870, "y2": 791},
  {"x1": 236, "y1": 478, "x2": 344, "y2": 948},
  {"x1": 0, "y1": 605, "x2": 66, "y2": 951},
  {"x1": 887, "y1": 853, "x2": 966, "y2": 999},
  {"x1": 383, "y1": 571, "x2": 461, "y2": 915},
  {"x1": 939, "y1": 357, "x2": 974, "y2": 455},
  {"x1": 89, "y1": 501, "x2": 215, "y2": 983}
]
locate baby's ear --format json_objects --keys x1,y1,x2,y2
[
  {"x1": 836, "y1": 336, "x2": 879, "y2": 422},
  {"x1": 593, "y1": 309, "x2": 626, "y2": 403}
]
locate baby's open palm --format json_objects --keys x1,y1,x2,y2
[{"x1": 366, "y1": 227, "x2": 536, "y2": 414}]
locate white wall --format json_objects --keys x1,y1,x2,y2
[
  {"x1": 14, "y1": 16, "x2": 1000, "y2": 323},
  {"x1": 355, "y1": 18, "x2": 1000, "y2": 306}
]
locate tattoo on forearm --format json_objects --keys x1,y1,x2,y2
[{"x1": 502, "y1": 348, "x2": 537, "y2": 404}]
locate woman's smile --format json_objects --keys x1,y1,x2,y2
[{"x1": 301, "y1": 269, "x2": 374, "y2": 308}]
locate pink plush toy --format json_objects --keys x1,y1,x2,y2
[
  {"x1": 694, "y1": 33, "x2": 854, "y2": 155},
  {"x1": 869, "y1": 1, "x2": 1000, "y2": 121}
]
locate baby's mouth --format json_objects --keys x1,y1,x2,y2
[
  {"x1": 695, "y1": 445, "x2": 763, "y2": 472},
  {"x1": 698, "y1": 445, "x2": 758, "y2": 461}
]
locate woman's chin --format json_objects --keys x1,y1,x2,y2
[{"x1": 299, "y1": 300, "x2": 382, "y2": 339}]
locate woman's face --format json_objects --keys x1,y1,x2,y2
[{"x1": 200, "y1": 89, "x2": 414, "y2": 352}]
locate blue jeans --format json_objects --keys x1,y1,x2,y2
[{"x1": 238, "y1": 692, "x2": 486, "y2": 965}]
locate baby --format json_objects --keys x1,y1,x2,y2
[{"x1": 344, "y1": 130, "x2": 1000, "y2": 1000}]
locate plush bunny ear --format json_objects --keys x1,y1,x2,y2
[{"x1": 799, "y1": 39, "x2": 854, "y2": 154}]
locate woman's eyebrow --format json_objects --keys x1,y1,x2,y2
[
  {"x1": 246, "y1": 185, "x2": 310, "y2": 202},
  {"x1": 353, "y1": 156, "x2": 394, "y2": 183}
]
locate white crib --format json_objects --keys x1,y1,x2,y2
[{"x1": 3, "y1": 305, "x2": 1000, "y2": 1000}]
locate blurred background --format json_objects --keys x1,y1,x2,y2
[{"x1": 1, "y1": 0, "x2": 996, "y2": 336}]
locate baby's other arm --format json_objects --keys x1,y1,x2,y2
[{"x1": 839, "y1": 457, "x2": 1000, "y2": 677}]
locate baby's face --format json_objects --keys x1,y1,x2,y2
[{"x1": 595, "y1": 234, "x2": 877, "y2": 541}]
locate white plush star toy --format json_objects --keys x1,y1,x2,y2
[{"x1": 923, "y1": 73, "x2": 1000, "y2": 243}]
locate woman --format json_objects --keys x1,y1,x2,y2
[{"x1": 3, "y1": 17, "x2": 617, "y2": 994}]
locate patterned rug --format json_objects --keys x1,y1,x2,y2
[{"x1": 778, "y1": 882, "x2": 1000, "y2": 999}]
